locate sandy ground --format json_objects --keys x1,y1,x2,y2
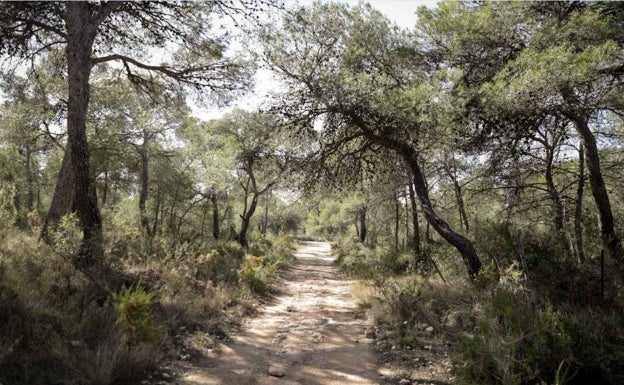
[{"x1": 178, "y1": 241, "x2": 382, "y2": 385}]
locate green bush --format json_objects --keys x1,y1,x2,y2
[
  {"x1": 264, "y1": 235, "x2": 296, "y2": 268},
  {"x1": 113, "y1": 287, "x2": 164, "y2": 345},
  {"x1": 334, "y1": 237, "x2": 410, "y2": 277},
  {"x1": 452, "y1": 284, "x2": 624, "y2": 385},
  {"x1": 239, "y1": 254, "x2": 278, "y2": 294}
]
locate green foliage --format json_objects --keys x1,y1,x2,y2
[
  {"x1": 238, "y1": 254, "x2": 278, "y2": 294},
  {"x1": 453, "y1": 285, "x2": 624, "y2": 385},
  {"x1": 113, "y1": 287, "x2": 164, "y2": 345},
  {"x1": 0, "y1": 181, "x2": 17, "y2": 239},
  {"x1": 334, "y1": 237, "x2": 410, "y2": 277}
]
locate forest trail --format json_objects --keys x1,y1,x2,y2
[{"x1": 178, "y1": 241, "x2": 382, "y2": 385}]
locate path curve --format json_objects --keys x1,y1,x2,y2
[{"x1": 180, "y1": 241, "x2": 381, "y2": 385}]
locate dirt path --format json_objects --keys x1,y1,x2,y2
[{"x1": 178, "y1": 241, "x2": 382, "y2": 385}]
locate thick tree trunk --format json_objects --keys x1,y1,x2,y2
[
  {"x1": 64, "y1": 3, "x2": 102, "y2": 263},
  {"x1": 575, "y1": 146, "x2": 586, "y2": 264},
  {"x1": 567, "y1": 112, "x2": 623, "y2": 267},
  {"x1": 42, "y1": 146, "x2": 74, "y2": 241},
  {"x1": 239, "y1": 193, "x2": 258, "y2": 248}
]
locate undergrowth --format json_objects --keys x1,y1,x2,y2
[
  {"x1": 0, "y1": 227, "x2": 296, "y2": 385},
  {"x1": 334, "y1": 236, "x2": 624, "y2": 385}
]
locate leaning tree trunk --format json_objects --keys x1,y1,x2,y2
[
  {"x1": 404, "y1": 148, "x2": 481, "y2": 277},
  {"x1": 350, "y1": 113, "x2": 481, "y2": 277},
  {"x1": 63, "y1": 3, "x2": 103, "y2": 264},
  {"x1": 566, "y1": 110, "x2": 624, "y2": 268}
]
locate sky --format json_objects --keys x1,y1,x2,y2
[
  {"x1": 193, "y1": 0, "x2": 438, "y2": 121},
  {"x1": 344, "y1": 0, "x2": 434, "y2": 29}
]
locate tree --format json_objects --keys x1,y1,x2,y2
[
  {"x1": 0, "y1": 1, "x2": 257, "y2": 267},
  {"x1": 264, "y1": 2, "x2": 482, "y2": 277},
  {"x1": 420, "y1": 1, "x2": 624, "y2": 272},
  {"x1": 208, "y1": 110, "x2": 289, "y2": 248}
]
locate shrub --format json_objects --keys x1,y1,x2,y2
[
  {"x1": 264, "y1": 235, "x2": 296, "y2": 268},
  {"x1": 113, "y1": 287, "x2": 164, "y2": 345},
  {"x1": 334, "y1": 237, "x2": 413, "y2": 277},
  {"x1": 239, "y1": 254, "x2": 278, "y2": 294},
  {"x1": 452, "y1": 284, "x2": 624, "y2": 385}
]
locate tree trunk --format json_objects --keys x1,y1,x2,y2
[
  {"x1": 359, "y1": 206, "x2": 367, "y2": 243},
  {"x1": 261, "y1": 187, "x2": 270, "y2": 235},
  {"x1": 101, "y1": 169, "x2": 108, "y2": 206},
  {"x1": 446, "y1": 155, "x2": 470, "y2": 232},
  {"x1": 210, "y1": 191, "x2": 220, "y2": 240},
  {"x1": 544, "y1": 147, "x2": 568, "y2": 253},
  {"x1": 407, "y1": 174, "x2": 422, "y2": 263},
  {"x1": 138, "y1": 145, "x2": 150, "y2": 235},
  {"x1": 239, "y1": 193, "x2": 259, "y2": 248},
  {"x1": 453, "y1": 179, "x2": 470, "y2": 233},
  {"x1": 575, "y1": 146, "x2": 586, "y2": 264},
  {"x1": 567, "y1": 111, "x2": 623, "y2": 267},
  {"x1": 376, "y1": 138, "x2": 481, "y2": 277},
  {"x1": 394, "y1": 188, "x2": 400, "y2": 251},
  {"x1": 42, "y1": 146, "x2": 74, "y2": 241},
  {"x1": 64, "y1": 3, "x2": 102, "y2": 263},
  {"x1": 151, "y1": 190, "x2": 161, "y2": 237},
  {"x1": 25, "y1": 147, "x2": 34, "y2": 211}
]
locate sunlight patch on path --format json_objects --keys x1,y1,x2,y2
[{"x1": 178, "y1": 241, "x2": 381, "y2": 385}]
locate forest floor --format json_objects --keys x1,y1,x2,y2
[{"x1": 167, "y1": 241, "x2": 453, "y2": 385}]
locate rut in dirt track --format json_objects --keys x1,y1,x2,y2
[{"x1": 181, "y1": 241, "x2": 382, "y2": 385}]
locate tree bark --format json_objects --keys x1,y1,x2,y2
[
  {"x1": 239, "y1": 193, "x2": 258, "y2": 248},
  {"x1": 151, "y1": 190, "x2": 161, "y2": 237},
  {"x1": 210, "y1": 191, "x2": 220, "y2": 240},
  {"x1": 138, "y1": 144, "x2": 150, "y2": 235},
  {"x1": 360, "y1": 128, "x2": 482, "y2": 277},
  {"x1": 25, "y1": 147, "x2": 34, "y2": 212},
  {"x1": 64, "y1": 3, "x2": 102, "y2": 263},
  {"x1": 407, "y1": 174, "x2": 422, "y2": 263},
  {"x1": 42, "y1": 147, "x2": 74, "y2": 241},
  {"x1": 394, "y1": 188, "x2": 400, "y2": 251},
  {"x1": 445, "y1": 155, "x2": 470, "y2": 232},
  {"x1": 101, "y1": 169, "x2": 108, "y2": 206},
  {"x1": 453, "y1": 178, "x2": 470, "y2": 233},
  {"x1": 544, "y1": 148, "x2": 565, "y2": 233},
  {"x1": 566, "y1": 111, "x2": 623, "y2": 267},
  {"x1": 575, "y1": 146, "x2": 586, "y2": 264},
  {"x1": 404, "y1": 148, "x2": 481, "y2": 277},
  {"x1": 261, "y1": 187, "x2": 271, "y2": 235},
  {"x1": 359, "y1": 206, "x2": 367, "y2": 243}
]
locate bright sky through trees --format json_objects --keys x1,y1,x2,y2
[{"x1": 193, "y1": 0, "x2": 435, "y2": 120}]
